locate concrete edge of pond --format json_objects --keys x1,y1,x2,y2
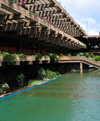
[{"x1": 0, "y1": 70, "x2": 79, "y2": 101}]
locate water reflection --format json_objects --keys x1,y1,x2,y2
[
  {"x1": 80, "y1": 69, "x2": 83, "y2": 77},
  {"x1": 80, "y1": 69, "x2": 83, "y2": 74}
]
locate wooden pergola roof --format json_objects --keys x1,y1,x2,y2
[
  {"x1": 0, "y1": 0, "x2": 87, "y2": 50},
  {"x1": 24, "y1": 0, "x2": 87, "y2": 37}
]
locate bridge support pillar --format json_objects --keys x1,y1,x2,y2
[{"x1": 80, "y1": 61, "x2": 83, "y2": 70}]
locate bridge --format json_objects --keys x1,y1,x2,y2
[{"x1": 60, "y1": 56, "x2": 100, "y2": 69}]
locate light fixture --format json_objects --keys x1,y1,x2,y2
[{"x1": 0, "y1": 24, "x2": 3, "y2": 27}]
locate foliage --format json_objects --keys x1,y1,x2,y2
[
  {"x1": 76, "y1": 53, "x2": 84, "y2": 56},
  {"x1": 94, "y1": 56, "x2": 100, "y2": 61},
  {"x1": 46, "y1": 69, "x2": 61, "y2": 79},
  {"x1": 90, "y1": 53, "x2": 94, "y2": 58},
  {"x1": 47, "y1": 53, "x2": 53, "y2": 57},
  {"x1": 0, "y1": 83, "x2": 10, "y2": 94},
  {"x1": 35, "y1": 53, "x2": 42, "y2": 61},
  {"x1": 28, "y1": 69, "x2": 61, "y2": 86},
  {"x1": 19, "y1": 53, "x2": 26, "y2": 59},
  {"x1": 46, "y1": 69, "x2": 55, "y2": 79},
  {"x1": 9, "y1": 0, "x2": 16, "y2": 3},
  {"x1": 98, "y1": 56, "x2": 100, "y2": 60},
  {"x1": 79, "y1": 53, "x2": 84, "y2": 56},
  {"x1": 67, "y1": 54, "x2": 71, "y2": 57},
  {"x1": 91, "y1": 58, "x2": 95, "y2": 60},
  {"x1": 28, "y1": 80, "x2": 43, "y2": 86},
  {"x1": 94, "y1": 56, "x2": 99, "y2": 61},
  {"x1": 44, "y1": 55, "x2": 49, "y2": 57},
  {"x1": 13, "y1": 53, "x2": 19, "y2": 56},
  {"x1": 84, "y1": 44, "x2": 86, "y2": 48},
  {"x1": 37, "y1": 68, "x2": 61, "y2": 80},
  {"x1": 85, "y1": 53, "x2": 89, "y2": 58},
  {"x1": 29, "y1": 10, "x2": 34, "y2": 13},
  {"x1": 0, "y1": 51, "x2": 2, "y2": 55},
  {"x1": 76, "y1": 54, "x2": 80, "y2": 56},
  {"x1": 37, "y1": 68, "x2": 46, "y2": 80},
  {"x1": 50, "y1": 54, "x2": 60, "y2": 62},
  {"x1": 3, "y1": 52, "x2": 15, "y2": 65},
  {"x1": 16, "y1": 74, "x2": 25, "y2": 88},
  {"x1": 60, "y1": 55, "x2": 66, "y2": 57},
  {"x1": 71, "y1": 69, "x2": 74, "y2": 72},
  {"x1": 0, "y1": 88, "x2": 2, "y2": 94}
]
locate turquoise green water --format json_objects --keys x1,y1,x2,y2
[{"x1": 0, "y1": 69, "x2": 100, "y2": 121}]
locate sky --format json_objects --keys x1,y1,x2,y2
[{"x1": 57, "y1": 0, "x2": 100, "y2": 35}]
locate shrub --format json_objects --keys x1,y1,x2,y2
[
  {"x1": 94, "y1": 56, "x2": 100, "y2": 61},
  {"x1": 44, "y1": 55, "x2": 49, "y2": 57},
  {"x1": 19, "y1": 53, "x2": 26, "y2": 59},
  {"x1": 85, "y1": 53, "x2": 89, "y2": 58},
  {"x1": 0, "y1": 83, "x2": 10, "y2": 94},
  {"x1": 47, "y1": 53, "x2": 53, "y2": 57},
  {"x1": 98, "y1": 56, "x2": 100, "y2": 61},
  {"x1": 79, "y1": 53, "x2": 84, "y2": 56},
  {"x1": 76, "y1": 54, "x2": 80, "y2": 56},
  {"x1": 46, "y1": 69, "x2": 61, "y2": 79},
  {"x1": 60, "y1": 55, "x2": 66, "y2": 57},
  {"x1": 84, "y1": 44, "x2": 86, "y2": 48},
  {"x1": 47, "y1": 53, "x2": 60, "y2": 61},
  {"x1": 56, "y1": 72, "x2": 61, "y2": 77},
  {"x1": 0, "y1": 51, "x2": 2, "y2": 55},
  {"x1": 50, "y1": 54, "x2": 59, "y2": 62},
  {"x1": 37, "y1": 68, "x2": 46, "y2": 80},
  {"x1": 13, "y1": 53, "x2": 19, "y2": 56},
  {"x1": 90, "y1": 53, "x2": 94, "y2": 58},
  {"x1": 35, "y1": 53, "x2": 42, "y2": 61},
  {"x1": 76, "y1": 53, "x2": 84, "y2": 56},
  {"x1": 16, "y1": 74, "x2": 25, "y2": 88},
  {"x1": 94, "y1": 56, "x2": 99, "y2": 61},
  {"x1": 3, "y1": 52, "x2": 15, "y2": 65},
  {"x1": 46, "y1": 69, "x2": 55, "y2": 79},
  {"x1": 67, "y1": 54, "x2": 71, "y2": 57}
]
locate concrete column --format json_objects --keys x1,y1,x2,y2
[{"x1": 80, "y1": 61, "x2": 83, "y2": 70}]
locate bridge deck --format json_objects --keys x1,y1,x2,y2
[{"x1": 59, "y1": 56, "x2": 100, "y2": 69}]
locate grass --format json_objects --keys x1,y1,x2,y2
[
  {"x1": 28, "y1": 80, "x2": 43, "y2": 86},
  {"x1": 27, "y1": 75, "x2": 61, "y2": 87}
]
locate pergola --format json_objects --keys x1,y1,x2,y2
[{"x1": 0, "y1": 0, "x2": 87, "y2": 51}]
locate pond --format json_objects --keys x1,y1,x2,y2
[{"x1": 0, "y1": 69, "x2": 100, "y2": 121}]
